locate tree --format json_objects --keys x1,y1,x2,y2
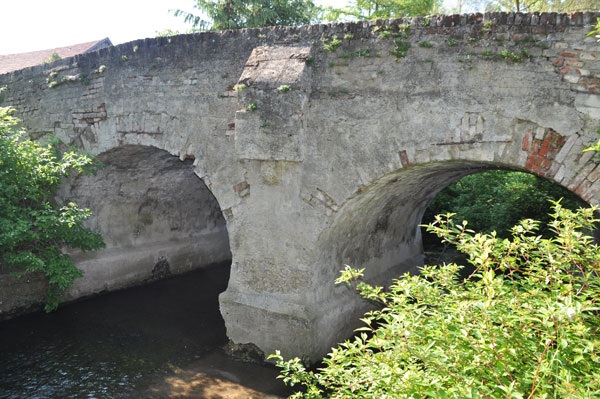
[
  {"x1": 322, "y1": 0, "x2": 442, "y2": 22},
  {"x1": 0, "y1": 107, "x2": 104, "y2": 311},
  {"x1": 455, "y1": 0, "x2": 599, "y2": 13},
  {"x1": 271, "y1": 202, "x2": 600, "y2": 398},
  {"x1": 173, "y1": 0, "x2": 320, "y2": 31}
]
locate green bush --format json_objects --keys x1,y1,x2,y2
[
  {"x1": 0, "y1": 107, "x2": 104, "y2": 311},
  {"x1": 271, "y1": 202, "x2": 600, "y2": 398}
]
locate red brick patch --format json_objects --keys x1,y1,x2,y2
[
  {"x1": 531, "y1": 139, "x2": 541, "y2": 155},
  {"x1": 539, "y1": 136, "x2": 552, "y2": 157},
  {"x1": 233, "y1": 181, "x2": 250, "y2": 197},
  {"x1": 582, "y1": 77, "x2": 600, "y2": 85},
  {"x1": 566, "y1": 59, "x2": 584, "y2": 67},
  {"x1": 522, "y1": 129, "x2": 533, "y2": 151},
  {"x1": 522, "y1": 129, "x2": 567, "y2": 177},
  {"x1": 525, "y1": 156, "x2": 535, "y2": 170},
  {"x1": 587, "y1": 164, "x2": 600, "y2": 182},
  {"x1": 560, "y1": 51, "x2": 577, "y2": 58},
  {"x1": 399, "y1": 150, "x2": 410, "y2": 168},
  {"x1": 576, "y1": 180, "x2": 592, "y2": 197},
  {"x1": 541, "y1": 157, "x2": 552, "y2": 171},
  {"x1": 552, "y1": 58, "x2": 564, "y2": 67}
]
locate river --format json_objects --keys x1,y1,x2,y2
[{"x1": 0, "y1": 262, "x2": 293, "y2": 398}]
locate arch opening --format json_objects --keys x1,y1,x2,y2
[
  {"x1": 56, "y1": 144, "x2": 232, "y2": 300},
  {"x1": 312, "y1": 161, "x2": 592, "y2": 356},
  {"x1": 421, "y1": 168, "x2": 589, "y2": 270},
  {"x1": 320, "y1": 162, "x2": 591, "y2": 287}
]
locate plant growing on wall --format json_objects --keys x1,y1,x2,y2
[
  {"x1": 271, "y1": 202, "x2": 600, "y2": 398},
  {"x1": 583, "y1": 128, "x2": 600, "y2": 162},
  {"x1": 0, "y1": 108, "x2": 104, "y2": 311},
  {"x1": 42, "y1": 51, "x2": 61, "y2": 64},
  {"x1": 589, "y1": 17, "x2": 600, "y2": 40}
]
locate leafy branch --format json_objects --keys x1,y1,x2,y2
[
  {"x1": 273, "y1": 202, "x2": 600, "y2": 398},
  {"x1": 0, "y1": 107, "x2": 105, "y2": 311}
]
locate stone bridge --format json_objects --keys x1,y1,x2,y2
[{"x1": 1, "y1": 12, "x2": 599, "y2": 362}]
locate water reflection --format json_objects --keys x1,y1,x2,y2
[{"x1": 0, "y1": 262, "x2": 290, "y2": 398}]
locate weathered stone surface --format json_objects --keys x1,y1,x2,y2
[
  {"x1": 1, "y1": 12, "x2": 599, "y2": 363},
  {"x1": 56, "y1": 145, "x2": 231, "y2": 300}
]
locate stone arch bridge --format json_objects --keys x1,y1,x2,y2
[{"x1": 1, "y1": 12, "x2": 599, "y2": 362}]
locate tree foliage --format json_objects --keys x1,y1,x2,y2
[
  {"x1": 173, "y1": 0, "x2": 320, "y2": 31},
  {"x1": 0, "y1": 108, "x2": 104, "y2": 311},
  {"x1": 455, "y1": 0, "x2": 599, "y2": 13},
  {"x1": 272, "y1": 203, "x2": 600, "y2": 398},
  {"x1": 322, "y1": 0, "x2": 441, "y2": 22},
  {"x1": 423, "y1": 170, "x2": 583, "y2": 239}
]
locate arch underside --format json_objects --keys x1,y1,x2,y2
[
  {"x1": 308, "y1": 159, "x2": 592, "y2": 359},
  {"x1": 57, "y1": 145, "x2": 232, "y2": 301}
]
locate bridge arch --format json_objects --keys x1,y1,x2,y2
[
  {"x1": 56, "y1": 144, "x2": 232, "y2": 299},
  {"x1": 310, "y1": 141, "x2": 598, "y2": 358}
]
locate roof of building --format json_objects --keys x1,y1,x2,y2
[{"x1": 0, "y1": 38, "x2": 113, "y2": 75}]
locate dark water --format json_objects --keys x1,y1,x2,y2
[{"x1": 0, "y1": 262, "x2": 291, "y2": 399}]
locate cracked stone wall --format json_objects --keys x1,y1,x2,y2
[{"x1": 1, "y1": 11, "x2": 599, "y2": 362}]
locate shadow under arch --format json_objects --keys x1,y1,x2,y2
[
  {"x1": 312, "y1": 160, "x2": 592, "y2": 354},
  {"x1": 56, "y1": 144, "x2": 232, "y2": 300}
]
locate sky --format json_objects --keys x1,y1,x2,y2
[{"x1": 0, "y1": 0, "x2": 457, "y2": 55}]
